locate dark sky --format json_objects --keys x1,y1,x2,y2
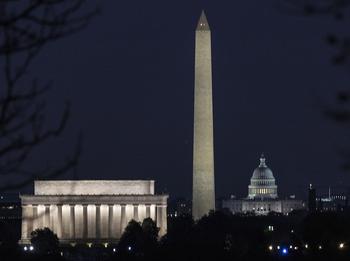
[{"x1": 21, "y1": 0, "x2": 350, "y2": 199}]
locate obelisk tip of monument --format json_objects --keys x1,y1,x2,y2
[
  {"x1": 196, "y1": 10, "x2": 210, "y2": 31},
  {"x1": 193, "y1": 7, "x2": 214, "y2": 220}
]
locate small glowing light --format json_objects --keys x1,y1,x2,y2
[
  {"x1": 113, "y1": 248, "x2": 116, "y2": 252},
  {"x1": 339, "y1": 243, "x2": 345, "y2": 249},
  {"x1": 282, "y1": 248, "x2": 288, "y2": 255},
  {"x1": 294, "y1": 246, "x2": 298, "y2": 250},
  {"x1": 87, "y1": 243, "x2": 92, "y2": 248},
  {"x1": 289, "y1": 245, "x2": 293, "y2": 249},
  {"x1": 291, "y1": 230, "x2": 294, "y2": 233},
  {"x1": 104, "y1": 243, "x2": 108, "y2": 248},
  {"x1": 277, "y1": 246, "x2": 280, "y2": 250},
  {"x1": 128, "y1": 246, "x2": 132, "y2": 251},
  {"x1": 318, "y1": 245, "x2": 322, "y2": 250},
  {"x1": 268, "y1": 245, "x2": 273, "y2": 251},
  {"x1": 23, "y1": 246, "x2": 28, "y2": 251},
  {"x1": 305, "y1": 244, "x2": 308, "y2": 249},
  {"x1": 29, "y1": 246, "x2": 34, "y2": 251}
]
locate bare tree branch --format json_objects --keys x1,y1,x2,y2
[
  {"x1": 0, "y1": 0, "x2": 97, "y2": 190},
  {"x1": 282, "y1": 0, "x2": 350, "y2": 170}
]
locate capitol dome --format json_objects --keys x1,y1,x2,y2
[{"x1": 248, "y1": 154, "x2": 278, "y2": 199}]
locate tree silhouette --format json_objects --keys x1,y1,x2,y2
[
  {"x1": 118, "y1": 220, "x2": 146, "y2": 258},
  {"x1": 142, "y1": 217, "x2": 159, "y2": 254},
  {"x1": 117, "y1": 218, "x2": 160, "y2": 260},
  {"x1": 279, "y1": 0, "x2": 350, "y2": 171},
  {"x1": 0, "y1": 0, "x2": 98, "y2": 191},
  {"x1": 30, "y1": 227, "x2": 59, "y2": 255},
  {"x1": 159, "y1": 214, "x2": 194, "y2": 261}
]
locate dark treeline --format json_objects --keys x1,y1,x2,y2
[
  {"x1": 158, "y1": 210, "x2": 350, "y2": 261},
  {"x1": 1, "y1": 210, "x2": 350, "y2": 261}
]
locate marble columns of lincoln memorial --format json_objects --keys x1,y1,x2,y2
[{"x1": 20, "y1": 180, "x2": 168, "y2": 244}]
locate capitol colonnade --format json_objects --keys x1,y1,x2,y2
[{"x1": 20, "y1": 181, "x2": 168, "y2": 244}]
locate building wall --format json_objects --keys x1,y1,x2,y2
[
  {"x1": 21, "y1": 199, "x2": 166, "y2": 244},
  {"x1": 242, "y1": 200, "x2": 282, "y2": 215},
  {"x1": 21, "y1": 180, "x2": 167, "y2": 245},
  {"x1": 34, "y1": 180, "x2": 155, "y2": 196},
  {"x1": 222, "y1": 198, "x2": 304, "y2": 215},
  {"x1": 281, "y1": 200, "x2": 304, "y2": 214},
  {"x1": 222, "y1": 199, "x2": 242, "y2": 214}
]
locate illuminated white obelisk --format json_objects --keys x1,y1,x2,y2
[{"x1": 192, "y1": 11, "x2": 215, "y2": 220}]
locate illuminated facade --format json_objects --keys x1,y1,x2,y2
[
  {"x1": 223, "y1": 155, "x2": 304, "y2": 215},
  {"x1": 192, "y1": 10, "x2": 216, "y2": 220},
  {"x1": 248, "y1": 155, "x2": 277, "y2": 199},
  {"x1": 20, "y1": 180, "x2": 168, "y2": 244}
]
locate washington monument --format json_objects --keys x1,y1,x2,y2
[{"x1": 192, "y1": 11, "x2": 215, "y2": 220}]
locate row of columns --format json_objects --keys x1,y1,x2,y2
[{"x1": 22, "y1": 203, "x2": 167, "y2": 241}]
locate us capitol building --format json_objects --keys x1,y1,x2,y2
[{"x1": 222, "y1": 154, "x2": 304, "y2": 215}]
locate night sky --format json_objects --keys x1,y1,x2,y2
[{"x1": 22, "y1": 1, "x2": 350, "y2": 199}]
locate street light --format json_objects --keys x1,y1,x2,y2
[
  {"x1": 268, "y1": 245, "x2": 273, "y2": 251},
  {"x1": 339, "y1": 243, "x2": 345, "y2": 249},
  {"x1": 282, "y1": 248, "x2": 288, "y2": 255}
]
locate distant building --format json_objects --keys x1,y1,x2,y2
[
  {"x1": 20, "y1": 180, "x2": 168, "y2": 245},
  {"x1": 0, "y1": 193, "x2": 22, "y2": 241},
  {"x1": 0, "y1": 193, "x2": 21, "y2": 221},
  {"x1": 222, "y1": 155, "x2": 305, "y2": 215},
  {"x1": 315, "y1": 186, "x2": 349, "y2": 212},
  {"x1": 308, "y1": 184, "x2": 316, "y2": 212},
  {"x1": 168, "y1": 198, "x2": 191, "y2": 217}
]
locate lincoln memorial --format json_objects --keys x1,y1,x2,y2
[{"x1": 20, "y1": 180, "x2": 168, "y2": 244}]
